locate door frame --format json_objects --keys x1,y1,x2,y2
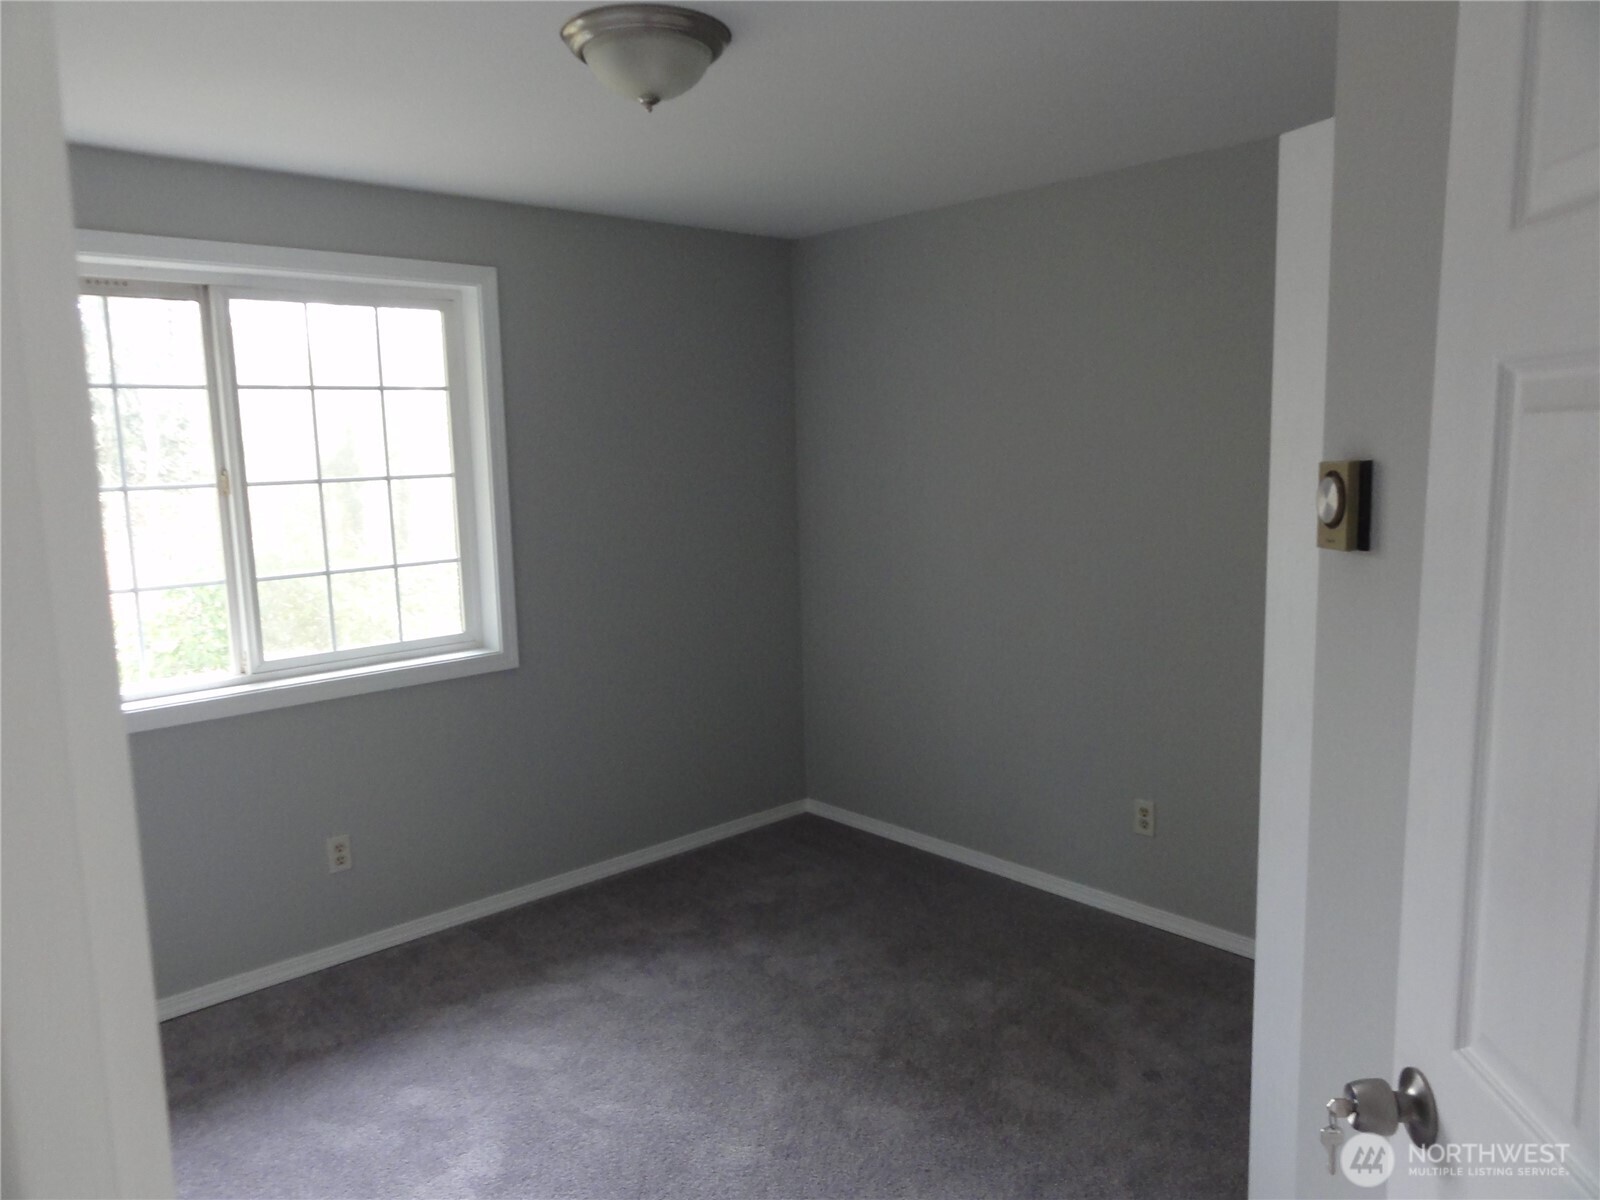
[
  {"x1": 1248, "y1": 5, "x2": 1464, "y2": 1197},
  {"x1": 0, "y1": 5, "x2": 175, "y2": 1195},
  {"x1": 1248, "y1": 116, "x2": 1332, "y2": 1199}
]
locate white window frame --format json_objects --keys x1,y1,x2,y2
[{"x1": 78, "y1": 231, "x2": 518, "y2": 732}]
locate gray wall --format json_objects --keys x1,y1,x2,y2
[
  {"x1": 793, "y1": 139, "x2": 1278, "y2": 938},
  {"x1": 73, "y1": 132, "x2": 1282, "y2": 995},
  {"x1": 70, "y1": 147, "x2": 805, "y2": 998}
]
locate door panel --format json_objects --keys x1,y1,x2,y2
[
  {"x1": 1394, "y1": 2, "x2": 1598, "y2": 1197},
  {"x1": 1515, "y1": 1, "x2": 1599, "y2": 224},
  {"x1": 1461, "y1": 357, "x2": 1598, "y2": 1169}
]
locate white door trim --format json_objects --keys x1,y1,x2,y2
[
  {"x1": 1247, "y1": 116, "x2": 1333, "y2": 1200},
  {"x1": 0, "y1": 5, "x2": 175, "y2": 1195}
]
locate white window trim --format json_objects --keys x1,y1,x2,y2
[{"x1": 77, "y1": 231, "x2": 519, "y2": 733}]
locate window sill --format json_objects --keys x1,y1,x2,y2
[{"x1": 122, "y1": 646, "x2": 517, "y2": 733}]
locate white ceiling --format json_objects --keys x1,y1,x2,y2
[{"x1": 53, "y1": 1, "x2": 1336, "y2": 239}]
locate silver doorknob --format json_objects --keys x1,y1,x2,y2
[{"x1": 1343, "y1": 1066, "x2": 1439, "y2": 1147}]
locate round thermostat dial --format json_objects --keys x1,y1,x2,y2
[{"x1": 1317, "y1": 471, "x2": 1346, "y2": 527}]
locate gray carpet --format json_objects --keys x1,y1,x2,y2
[{"x1": 162, "y1": 815, "x2": 1252, "y2": 1199}]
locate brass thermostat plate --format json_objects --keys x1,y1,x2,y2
[{"x1": 1317, "y1": 459, "x2": 1372, "y2": 551}]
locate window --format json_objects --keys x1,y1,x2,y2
[{"x1": 77, "y1": 233, "x2": 516, "y2": 731}]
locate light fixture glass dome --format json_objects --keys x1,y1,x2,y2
[
  {"x1": 562, "y1": 5, "x2": 731, "y2": 112},
  {"x1": 582, "y1": 28, "x2": 713, "y2": 109}
]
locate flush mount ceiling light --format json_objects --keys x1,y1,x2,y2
[{"x1": 561, "y1": 4, "x2": 731, "y2": 112}]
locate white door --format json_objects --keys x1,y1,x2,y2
[{"x1": 1391, "y1": 2, "x2": 1598, "y2": 1197}]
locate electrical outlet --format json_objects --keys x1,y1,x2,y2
[
  {"x1": 1133, "y1": 800, "x2": 1155, "y2": 837},
  {"x1": 327, "y1": 834, "x2": 351, "y2": 872}
]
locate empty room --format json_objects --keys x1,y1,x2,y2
[{"x1": 4, "y1": 2, "x2": 1596, "y2": 1199}]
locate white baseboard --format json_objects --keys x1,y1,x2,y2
[
  {"x1": 800, "y1": 799, "x2": 1255, "y2": 959},
  {"x1": 157, "y1": 800, "x2": 807, "y2": 1019},
  {"x1": 160, "y1": 794, "x2": 1251, "y2": 1018}
]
